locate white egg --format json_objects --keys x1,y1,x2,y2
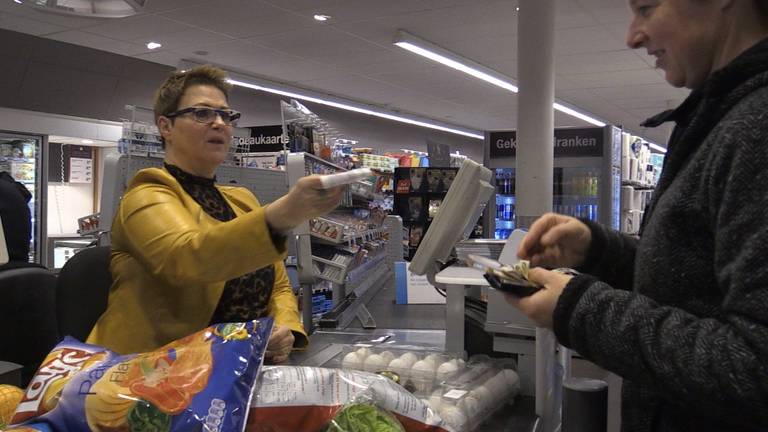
[
  {"x1": 485, "y1": 377, "x2": 506, "y2": 397},
  {"x1": 364, "y1": 354, "x2": 386, "y2": 372},
  {"x1": 428, "y1": 390, "x2": 443, "y2": 411},
  {"x1": 471, "y1": 386, "x2": 493, "y2": 404},
  {"x1": 502, "y1": 369, "x2": 521, "y2": 395},
  {"x1": 436, "y1": 361, "x2": 459, "y2": 381},
  {"x1": 424, "y1": 353, "x2": 442, "y2": 367},
  {"x1": 459, "y1": 395, "x2": 481, "y2": 418},
  {"x1": 438, "y1": 405, "x2": 468, "y2": 430},
  {"x1": 388, "y1": 357, "x2": 407, "y2": 370},
  {"x1": 341, "y1": 352, "x2": 361, "y2": 370},
  {"x1": 379, "y1": 350, "x2": 396, "y2": 364},
  {"x1": 355, "y1": 347, "x2": 372, "y2": 361},
  {"x1": 411, "y1": 359, "x2": 436, "y2": 377},
  {"x1": 399, "y1": 352, "x2": 418, "y2": 367}
]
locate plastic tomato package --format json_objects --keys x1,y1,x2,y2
[
  {"x1": 247, "y1": 366, "x2": 455, "y2": 432},
  {"x1": 6, "y1": 319, "x2": 273, "y2": 432}
]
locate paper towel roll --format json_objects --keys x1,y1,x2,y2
[
  {"x1": 629, "y1": 158, "x2": 638, "y2": 182},
  {"x1": 622, "y1": 133, "x2": 632, "y2": 158},
  {"x1": 622, "y1": 157, "x2": 631, "y2": 181},
  {"x1": 621, "y1": 186, "x2": 633, "y2": 211},
  {"x1": 633, "y1": 189, "x2": 644, "y2": 210}
]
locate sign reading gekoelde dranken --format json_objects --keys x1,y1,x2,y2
[
  {"x1": 489, "y1": 127, "x2": 604, "y2": 158},
  {"x1": 236, "y1": 125, "x2": 288, "y2": 152}
]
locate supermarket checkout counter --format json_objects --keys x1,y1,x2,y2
[{"x1": 290, "y1": 328, "x2": 538, "y2": 432}]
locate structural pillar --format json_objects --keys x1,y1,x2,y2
[{"x1": 516, "y1": 1, "x2": 559, "y2": 432}]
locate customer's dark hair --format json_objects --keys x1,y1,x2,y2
[
  {"x1": 758, "y1": 0, "x2": 768, "y2": 18},
  {"x1": 153, "y1": 65, "x2": 232, "y2": 146}
]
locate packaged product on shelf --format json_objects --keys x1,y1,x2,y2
[
  {"x1": 409, "y1": 226, "x2": 424, "y2": 247},
  {"x1": 409, "y1": 169, "x2": 425, "y2": 192},
  {"x1": 408, "y1": 197, "x2": 424, "y2": 220},
  {"x1": 426, "y1": 170, "x2": 443, "y2": 193},
  {"x1": 248, "y1": 366, "x2": 453, "y2": 432},
  {"x1": 5, "y1": 320, "x2": 272, "y2": 432},
  {"x1": 397, "y1": 179, "x2": 411, "y2": 194},
  {"x1": 428, "y1": 200, "x2": 443, "y2": 220}
]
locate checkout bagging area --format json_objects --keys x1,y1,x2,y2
[
  {"x1": 0, "y1": 152, "x2": 612, "y2": 432},
  {"x1": 281, "y1": 158, "x2": 612, "y2": 432}
]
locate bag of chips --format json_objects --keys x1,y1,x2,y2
[{"x1": 6, "y1": 319, "x2": 272, "y2": 432}]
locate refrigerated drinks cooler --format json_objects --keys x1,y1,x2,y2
[
  {"x1": 0, "y1": 131, "x2": 47, "y2": 262},
  {"x1": 484, "y1": 126, "x2": 622, "y2": 239}
]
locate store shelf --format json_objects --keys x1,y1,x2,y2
[
  {"x1": 622, "y1": 180, "x2": 655, "y2": 190},
  {"x1": 304, "y1": 152, "x2": 347, "y2": 172},
  {"x1": 313, "y1": 252, "x2": 386, "y2": 286},
  {"x1": 553, "y1": 195, "x2": 599, "y2": 204},
  {"x1": 345, "y1": 253, "x2": 387, "y2": 286},
  {"x1": 311, "y1": 225, "x2": 387, "y2": 245},
  {"x1": 312, "y1": 255, "x2": 348, "y2": 268}
]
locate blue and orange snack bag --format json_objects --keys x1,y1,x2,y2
[{"x1": 7, "y1": 319, "x2": 273, "y2": 432}]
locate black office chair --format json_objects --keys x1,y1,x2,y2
[
  {"x1": 56, "y1": 245, "x2": 112, "y2": 342},
  {"x1": 0, "y1": 265, "x2": 60, "y2": 386}
]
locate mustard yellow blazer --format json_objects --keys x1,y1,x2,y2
[{"x1": 87, "y1": 167, "x2": 308, "y2": 354}]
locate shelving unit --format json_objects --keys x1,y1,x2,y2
[
  {"x1": 278, "y1": 98, "x2": 401, "y2": 332},
  {"x1": 619, "y1": 132, "x2": 663, "y2": 235},
  {"x1": 119, "y1": 105, "x2": 164, "y2": 158}
]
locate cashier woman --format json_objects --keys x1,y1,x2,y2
[
  {"x1": 87, "y1": 65, "x2": 343, "y2": 363},
  {"x1": 508, "y1": 1, "x2": 768, "y2": 431}
]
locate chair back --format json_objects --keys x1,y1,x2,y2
[
  {"x1": 0, "y1": 266, "x2": 59, "y2": 385},
  {"x1": 56, "y1": 245, "x2": 112, "y2": 342}
]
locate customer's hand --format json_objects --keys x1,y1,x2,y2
[
  {"x1": 517, "y1": 213, "x2": 591, "y2": 269},
  {"x1": 265, "y1": 175, "x2": 343, "y2": 233},
  {"x1": 266, "y1": 324, "x2": 295, "y2": 364},
  {"x1": 504, "y1": 268, "x2": 573, "y2": 329}
]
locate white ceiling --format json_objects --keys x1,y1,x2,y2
[{"x1": 0, "y1": 0, "x2": 688, "y2": 146}]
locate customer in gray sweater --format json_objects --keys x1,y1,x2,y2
[{"x1": 510, "y1": 1, "x2": 768, "y2": 431}]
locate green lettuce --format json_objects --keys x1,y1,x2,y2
[{"x1": 327, "y1": 403, "x2": 405, "y2": 432}]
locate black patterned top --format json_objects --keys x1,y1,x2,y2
[{"x1": 164, "y1": 163, "x2": 274, "y2": 324}]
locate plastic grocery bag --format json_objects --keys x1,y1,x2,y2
[
  {"x1": 6, "y1": 319, "x2": 273, "y2": 432},
  {"x1": 247, "y1": 366, "x2": 455, "y2": 432}
]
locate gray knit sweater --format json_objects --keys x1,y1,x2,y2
[{"x1": 553, "y1": 39, "x2": 768, "y2": 432}]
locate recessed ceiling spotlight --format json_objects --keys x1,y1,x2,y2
[
  {"x1": 313, "y1": 14, "x2": 331, "y2": 22},
  {"x1": 146, "y1": 42, "x2": 162, "y2": 50},
  {"x1": 13, "y1": 0, "x2": 23, "y2": 4},
  {"x1": 516, "y1": 7, "x2": 520, "y2": 11}
]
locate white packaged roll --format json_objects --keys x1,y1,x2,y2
[
  {"x1": 621, "y1": 157, "x2": 631, "y2": 181},
  {"x1": 633, "y1": 189, "x2": 644, "y2": 210},
  {"x1": 621, "y1": 186, "x2": 633, "y2": 211}
]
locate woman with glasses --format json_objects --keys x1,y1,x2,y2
[{"x1": 88, "y1": 65, "x2": 343, "y2": 363}]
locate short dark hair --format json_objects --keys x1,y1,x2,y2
[
  {"x1": 153, "y1": 65, "x2": 232, "y2": 144},
  {"x1": 757, "y1": 0, "x2": 768, "y2": 18}
]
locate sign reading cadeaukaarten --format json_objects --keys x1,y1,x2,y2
[{"x1": 489, "y1": 127, "x2": 605, "y2": 158}]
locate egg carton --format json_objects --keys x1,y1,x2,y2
[
  {"x1": 335, "y1": 345, "x2": 466, "y2": 394},
  {"x1": 423, "y1": 359, "x2": 521, "y2": 431}
]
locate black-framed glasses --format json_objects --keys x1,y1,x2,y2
[{"x1": 165, "y1": 107, "x2": 241, "y2": 126}]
